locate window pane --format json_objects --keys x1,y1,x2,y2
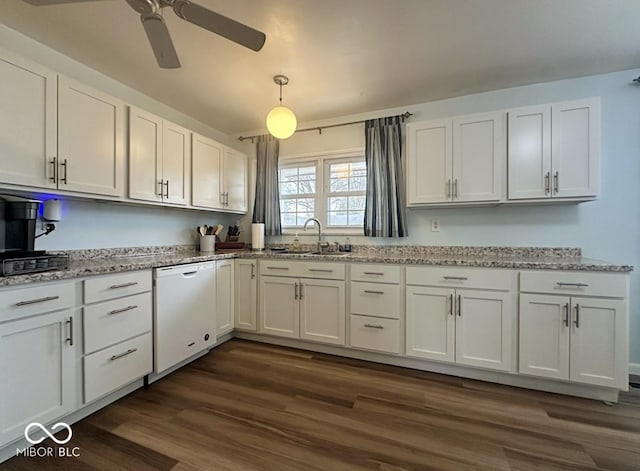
[
  {"x1": 282, "y1": 213, "x2": 297, "y2": 226},
  {"x1": 351, "y1": 162, "x2": 366, "y2": 177},
  {"x1": 350, "y1": 176, "x2": 367, "y2": 191},
  {"x1": 280, "y1": 199, "x2": 296, "y2": 212},
  {"x1": 280, "y1": 167, "x2": 298, "y2": 180},
  {"x1": 298, "y1": 175, "x2": 316, "y2": 194},
  {"x1": 348, "y1": 211, "x2": 364, "y2": 226},
  {"x1": 327, "y1": 211, "x2": 348, "y2": 226},
  {"x1": 296, "y1": 198, "x2": 315, "y2": 212},
  {"x1": 280, "y1": 181, "x2": 298, "y2": 195},
  {"x1": 296, "y1": 212, "x2": 314, "y2": 226},
  {"x1": 328, "y1": 197, "x2": 348, "y2": 211},
  {"x1": 349, "y1": 196, "x2": 366, "y2": 210}
]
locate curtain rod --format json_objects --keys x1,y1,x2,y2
[{"x1": 237, "y1": 111, "x2": 413, "y2": 142}]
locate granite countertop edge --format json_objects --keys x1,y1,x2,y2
[{"x1": 0, "y1": 250, "x2": 632, "y2": 287}]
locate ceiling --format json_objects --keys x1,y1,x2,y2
[{"x1": 2, "y1": 0, "x2": 640, "y2": 135}]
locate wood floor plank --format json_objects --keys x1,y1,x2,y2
[{"x1": 4, "y1": 339, "x2": 640, "y2": 470}]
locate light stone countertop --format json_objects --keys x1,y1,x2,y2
[{"x1": 0, "y1": 245, "x2": 632, "y2": 288}]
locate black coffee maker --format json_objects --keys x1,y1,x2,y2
[{"x1": 0, "y1": 195, "x2": 41, "y2": 255}]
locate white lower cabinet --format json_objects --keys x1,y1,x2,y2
[
  {"x1": 83, "y1": 271, "x2": 153, "y2": 403},
  {"x1": 259, "y1": 261, "x2": 346, "y2": 346},
  {"x1": 519, "y1": 293, "x2": 627, "y2": 388},
  {"x1": 234, "y1": 259, "x2": 257, "y2": 331},
  {"x1": 216, "y1": 259, "x2": 235, "y2": 336},
  {"x1": 405, "y1": 267, "x2": 515, "y2": 372},
  {"x1": 350, "y1": 315, "x2": 401, "y2": 354},
  {"x1": 0, "y1": 285, "x2": 78, "y2": 447}
]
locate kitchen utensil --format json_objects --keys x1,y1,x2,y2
[
  {"x1": 198, "y1": 225, "x2": 206, "y2": 237},
  {"x1": 214, "y1": 225, "x2": 224, "y2": 236}
]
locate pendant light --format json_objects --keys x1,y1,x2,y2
[{"x1": 266, "y1": 75, "x2": 297, "y2": 139}]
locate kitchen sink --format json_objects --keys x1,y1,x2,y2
[{"x1": 306, "y1": 251, "x2": 350, "y2": 256}]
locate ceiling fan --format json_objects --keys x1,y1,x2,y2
[{"x1": 22, "y1": 0, "x2": 266, "y2": 69}]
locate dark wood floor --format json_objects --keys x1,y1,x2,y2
[{"x1": 5, "y1": 339, "x2": 640, "y2": 470}]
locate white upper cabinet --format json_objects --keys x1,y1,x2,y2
[
  {"x1": 129, "y1": 107, "x2": 190, "y2": 205},
  {"x1": 407, "y1": 111, "x2": 504, "y2": 206},
  {"x1": 223, "y1": 147, "x2": 248, "y2": 212},
  {"x1": 0, "y1": 49, "x2": 57, "y2": 189},
  {"x1": 58, "y1": 76, "x2": 125, "y2": 197},
  {"x1": 507, "y1": 98, "x2": 600, "y2": 201},
  {"x1": 192, "y1": 133, "x2": 224, "y2": 209},
  {"x1": 192, "y1": 132, "x2": 247, "y2": 213}
]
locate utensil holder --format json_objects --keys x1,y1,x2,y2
[{"x1": 199, "y1": 235, "x2": 216, "y2": 252}]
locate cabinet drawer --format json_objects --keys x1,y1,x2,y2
[
  {"x1": 406, "y1": 266, "x2": 515, "y2": 291},
  {"x1": 84, "y1": 332, "x2": 152, "y2": 403},
  {"x1": 84, "y1": 292, "x2": 152, "y2": 354},
  {"x1": 520, "y1": 271, "x2": 627, "y2": 298},
  {"x1": 350, "y1": 282, "x2": 401, "y2": 319},
  {"x1": 300, "y1": 262, "x2": 345, "y2": 280},
  {"x1": 84, "y1": 270, "x2": 152, "y2": 304},
  {"x1": 350, "y1": 315, "x2": 401, "y2": 354},
  {"x1": 350, "y1": 264, "x2": 401, "y2": 284},
  {"x1": 260, "y1": 260, "x2": 299, "y2": 277},
  {"x1": 0, "y1": 281, "x2": 75, "y2": 322}
]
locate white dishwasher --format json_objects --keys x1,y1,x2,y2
[{"x1": 154, "y1": 262, "x2": 216, "y2": 374}]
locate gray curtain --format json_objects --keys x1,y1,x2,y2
[
  {"x1": 364, "y1": 116, "x2": 408, "y2": 237},
  {"x1": 252, "y1": 134, "x2": 282, "y2": 235}
]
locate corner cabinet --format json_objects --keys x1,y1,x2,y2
[
  {"x1": 192, "y1": 133, "x2": 248, "y2": 213},
  {"x1": 129, "y1": 107, "x2": 191, "y2": 205},
  {"x1": 406, "y1": 111, "x2": 504, "y2": 206},
  {"x1": 507, "y1": 98, "x2": 600, "y2": 201}
]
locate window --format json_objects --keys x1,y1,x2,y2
[{"x1": 279, "y1": 153, "x2": 365, "y2": 233}]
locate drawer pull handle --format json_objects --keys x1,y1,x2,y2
[
  {"x1": 364, "y1": 290, "x2": 384, "y2": 294},
  {"x1": 15, "y1": 295, "x2": 60, "y2": 306},
  {"x1": 556, "y1": 282, "x2": 589, "y2": 288},
  {"x1": 66, "y1": 317, "x2": 74, "y2": 346},
  {"x1": 110, "y1": 348, "x2": 138, "y2": 361},
  {"x1": 364, "y1": 324, "x2": 384, "y2": 329},
  {"x1": 457, "y1": 294, "x2": 462, "y2": 317},
  {"x1": 363, "y1": 272, "x2": 385, "y2": 275},
  {"x1": 109, "y1": 282, "x2": 139, "y2": 289},
  {"x1": 574, "y1": 304, "x2": 580, "y2": 328},
  {"x1": 108, "y1": 305, "x2": 138, "y2": 315},
  {"x1": 308, "y1": 269, "x2": 333, "y2": 272},
  {"x1": 443, "y1": 276, "x2": 468, "y2": 281},
  {"x1": 267, "y1": 266, "x2": 289, "y2": 270}
]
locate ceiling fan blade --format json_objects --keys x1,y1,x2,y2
[
  {"x1": 22, "y1": 0, "x2": 107, "y2": 5},
  {"x1": 141, "y1": 13, "x2": 181, "y2": 69},
  {"x1": 173, "y1": 0, "x2": 266, "y2": 52}
]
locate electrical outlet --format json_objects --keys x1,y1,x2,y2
[{"x1": 431, "y1": 219, "x2": 441, "y2": 232}]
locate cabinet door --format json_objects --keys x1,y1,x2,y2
[
  {"x1": 0, "y1": 49, "x2": 57, "y2": 189},
  {"x1": 259, "y1": 276, "x2": 299, "y2": 338},
  {"x1": 551, "y1": 98, "x2": 600, "y2": 198},
  {"x1": 0, "y1": 310, "x2": 77, "y2": 447},
  {"x1": 507, "y1": 105, "x2": 551, "y2": 200},
  {"x1": 455, "y1": 289, "x2": 512, "y2": 371},
  {"x1": 234, "y1": 260, "x2": 257, "y2": 331},
  {"x1": 405, "y1": 286, "x2": 454, "y2": 362},
  {"x1": 192, "y1": 133, "x2": 223, "y2": 209},
  {"x1": 569, "y1": 298, "x2": 627, "y2": 388},
  {"x1": 216, "y1": 259, "x2": 235, "y2": 336},
  {"x1": 406, "y1": 119, "x2": 452, "y2": 204},
  {"x1": 223, "y1": 148, "x2": 248, "y2": 212},
  {"x1": 162, "y1": 121, "x2": 191, "y2": 205},
  {"x1": 129, "y1": 107, "x2": 162, "y2": 202},
  {"x1": 300, "y1": 279, "x2": 345, "y2": 345},
  {"x1": 452, "y1": 111, "x2": 504, "y2": 202},
  {"x1": 518, "y1": 294, "x2": 570, "y2": 380},
  {"x1": 58, "y1": 76, "x2": 124, "y2": 196}
]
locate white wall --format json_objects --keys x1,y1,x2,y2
[{"x1": 240, "y1": 68, "x2": 640, "y2": 363}]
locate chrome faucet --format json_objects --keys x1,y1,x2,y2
[{"x1": 303, "y1": 217, "x2": 328, "y2": 253}]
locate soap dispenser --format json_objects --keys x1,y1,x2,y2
[{"x1": 292, "y1": 233, "x2": 301, "y2": 251}]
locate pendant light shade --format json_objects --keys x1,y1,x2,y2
[{"x1": 266, "y1": 75, "x2": 297, "y2": 139}]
